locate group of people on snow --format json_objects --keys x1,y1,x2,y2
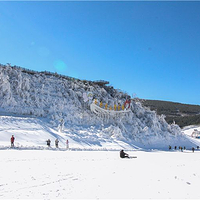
[
  {"x1": 9, "y1": 135, "x2": 199, "y2": 154},
  {"x1": 169, "y1": 145, "x2": 199, "y2": 152},
  {"x1": 9, "y1": 135, "x2": 69, "y2": 149},
  {"x1": 46, "y1": 139, "x2": 69, "y2": 149}
]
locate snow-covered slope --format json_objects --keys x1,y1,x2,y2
[
  {"x1": 183, "y1": 125, "x2": 200, "y2": 137},
  {"x1": 0, "y1": 64, "x2": 199, "y2": 149},
  {"x1": 0, "y1": 114, "x2": 138, "y2": 150}
]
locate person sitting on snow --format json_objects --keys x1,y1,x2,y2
[{"x1": 120, "y1": 150, "x2": 129, "y2": 158}]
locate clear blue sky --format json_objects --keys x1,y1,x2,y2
[{"x1": 0, "y1": 1, "x2": 200, "y2": 105}]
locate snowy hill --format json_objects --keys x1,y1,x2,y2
[{"x1": 0, "y1": 64, "x2": 199, "y2": 150}]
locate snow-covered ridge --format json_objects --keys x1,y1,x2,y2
[{"x1": 0, "y1": 64, "x2": 196, "y2": 149}]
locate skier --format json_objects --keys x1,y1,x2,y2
[
  {"x1": 120, "y1": 150, "x2": 129, "y2": 158},
  {"x1": 11, "y1": 135, "x2": 15, "y2": 147},
  {"x1": 169, "y1": 145, "x2": 171, "y2": 150},
  {"x1": 46, "y1": 139, "x2": 51, "y2": 147},
  {"x1": 174, "y1": 146, "x2": 177, "y2": 150},
  {"x1": 55, "y1": 139, "x2": 59, "y2": 148}
]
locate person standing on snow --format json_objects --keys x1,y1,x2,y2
[
  {"x1": 55, "y1": 139, "x2": 59, "y2": 148},
  {"x1": 120, "y1": 150, "x2": 129, "y2": 158},
  {"x1": 11, "y1": 135, "x2": 15, "y2": 147},
  {"x1": 66, "y1": 139, "x2": 69, "y2": 149},
  {"x1": 46, "y1": 139, "x2": 51, "y2": 147},
  {"x1": 192, "y1": 147, "x2": 195, "y2": 153}
]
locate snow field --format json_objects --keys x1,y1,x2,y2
[{"x1": 1, "y1": 150, "x2": 200, "y2": 199}]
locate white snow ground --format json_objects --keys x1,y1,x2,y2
[
  {"x1": 1, "y1": 150, "x2": 200, "y2": 199},
  {"x1": 1, "y1": 115, "x2": 200, "y2": 199}
]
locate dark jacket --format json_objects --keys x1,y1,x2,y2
[{"x1": 120, "y1": 150, "x2": 126, "y2": 158}]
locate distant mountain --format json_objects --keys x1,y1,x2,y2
[{"x1": 142, "y1": 100, "x2": 200, "y2": 127}]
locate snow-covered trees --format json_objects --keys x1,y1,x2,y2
[{"x1": 0, "y1": 64, "x2": 181, "y2": 142}]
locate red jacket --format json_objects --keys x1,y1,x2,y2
[
  {"x1": 11, "y1": 136, "x2": 15, "y2": 143},
  {"x1": 124, "y1": 99, "x2": 131, "y2": 109}
]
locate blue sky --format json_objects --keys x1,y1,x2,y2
[{"x1": 0, "y1": 1, "x2": 200, "y2": 105}]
